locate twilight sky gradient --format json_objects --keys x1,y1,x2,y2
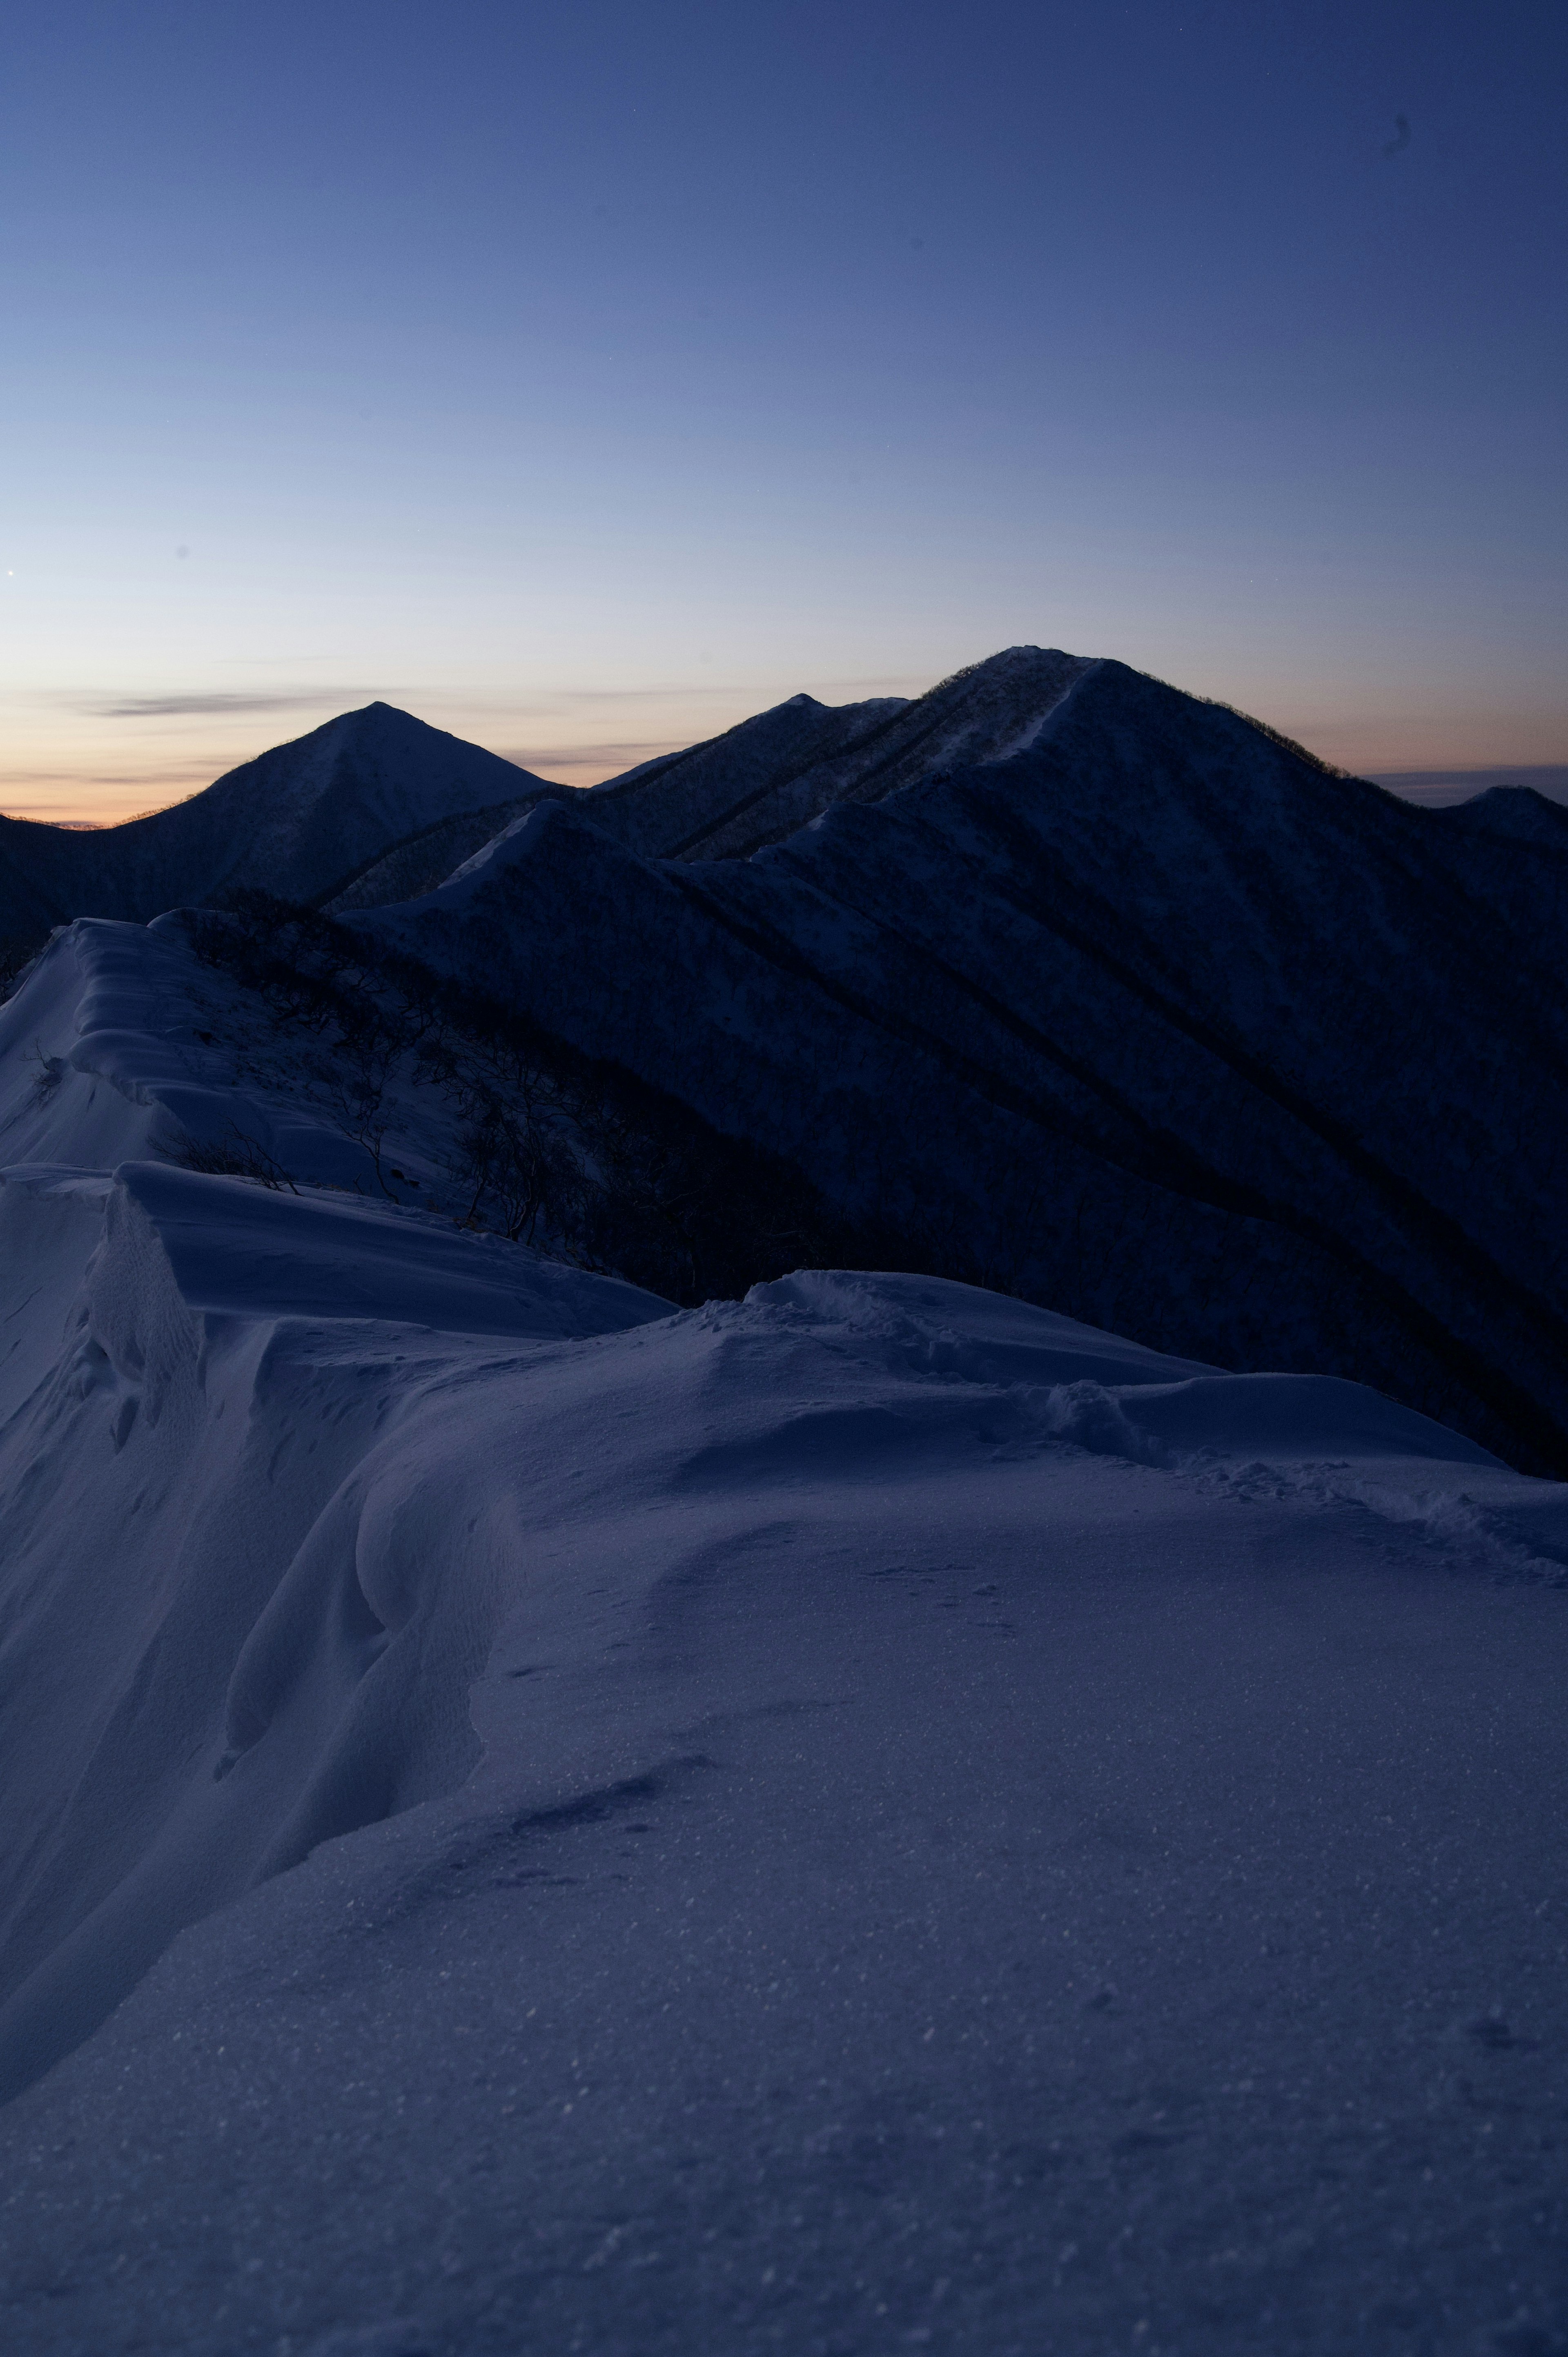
[{"x1": 2, "y1": 0, "x2": 1564, "y2": 820}]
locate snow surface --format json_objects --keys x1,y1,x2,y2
[{"x1": 1, "y1": 926, "x2": 1567, "y2": 2354}]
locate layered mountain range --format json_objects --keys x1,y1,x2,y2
[{"x1": 4, "y1": 646, "x2": 1564, "y2": 1470}]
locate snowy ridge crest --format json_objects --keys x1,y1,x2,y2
[
  {"x1": 0, "y1": 1136, "x2": 670, "y2": 2105},
  {"x1": 731, "y1": 1272, "x2": 1568, "y2": 1585},
  {"x1": 3, "y1": 1152, "x2": 1564, "y2": 2109}
]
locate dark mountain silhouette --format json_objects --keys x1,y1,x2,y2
[
  {"x1": 327, "y1": 649, "x2": 1092, "y2": 907},
  {"x1": 576, "y1": 649, "x2": 1092, "y2": 859},
  {"x1": 0, "y1": 704, "x2": 552, "y2": 946},
  {"x1": 327, "y1": 683, "x2": 913, "y2": 908},
  {"x1": 342, "y1": 651, "x2": 1568, "y2": 1473},
  {"x1": 1439, "y1": 783, "x2": 1568, "y2": 851}
]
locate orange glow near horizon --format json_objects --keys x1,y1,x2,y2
[{"x1": 3, "y1": 680, "x2": 1566, "y2": 830}]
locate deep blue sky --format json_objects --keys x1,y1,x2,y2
[{"x1": 2, "y1": 0, "x2": 1563, "y2": 816}]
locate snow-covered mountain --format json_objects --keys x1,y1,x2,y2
[
  {"x1": 328, "y1": 653, "x2": 1568, "y2": 1476},
  {"x1": 0, "y1": 703, "x2": 552, "y2": 948},
  {"x1": 327, "y1": 647, "x2": 1089, "y2": 906},
  {"x1": 1, "y1": 922, "x2": 1566, "y2": 2355},
  {"x1": 576, "y1": 647, "x2": 1092, "y2": 860}
]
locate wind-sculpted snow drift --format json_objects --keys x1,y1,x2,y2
[{"x1": 2, "y1": 922, "x2": 1568, "y2": 2356}]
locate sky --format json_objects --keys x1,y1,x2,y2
[{"x1": 2, "y1": 0, "x2": 1564, "y2": 822}]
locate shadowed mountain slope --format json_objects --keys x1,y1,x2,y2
[
  {"x1": 328, "y1": 648, "x2": 1096, "y2": 908},
  {"x1": 322, "y1": 794, "x2": 544, "y2": 914},
  {"x1": 327, "y1": 685, "x2": 913, "y2": 909},
  {"x1": 356, "y1": 655, "x2": 1568, "y2": 1472},
  {"x1": 575, "y1": 685, "x2": 914, "y2": 858},
  {"x1": 0, "y1": 705, "x2": 552, "y2": 943},
  {"x1": 7, "y1": 649, "x2": 1561, "y2": 1467},
  {"x1": 616, "y1": 644, "x2": 1094, "y2": 860}
]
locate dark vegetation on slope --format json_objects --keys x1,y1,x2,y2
[
  {"x1": 185, "y1": 892, "x2": 882, "y2": 1308},
  {"x1": 324, "y1": 796, "x2": 547, "y2": 912},
  {"x1": 0, "y1": 931, "x2": 46, "y2": 1001}
]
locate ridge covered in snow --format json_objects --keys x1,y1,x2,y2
[
  {"x1": 1, "y1": 923, "x2": 1566, "y2": 2354},
  {"x1": 577, "y1": 648, "x2": 1094, "y2": 861}
]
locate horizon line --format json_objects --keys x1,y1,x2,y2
[{"x1": 7, "y1": 759, "x2": 1568, "y2": 832}]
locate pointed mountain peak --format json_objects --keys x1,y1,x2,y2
[{"x1": 317, "y1": 700, "x2": 470, "y2": 745}]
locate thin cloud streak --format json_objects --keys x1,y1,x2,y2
[
  {"x1": 1374, "y1": 764, "x2": 1568, "y2": 809},
  {"x1": 433, "y1": 675, "x2": 929, "y2": 725},
  {"x1": 61, "y1": 691, "x2": 371, "y2": 720},
  {"x1": 2, "y1": 761, "x2": 226, "y2": 792},
  {"x1": 499, "y1": 741, "x2": 688, "y2": 780}
]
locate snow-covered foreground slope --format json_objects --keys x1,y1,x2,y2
[{"x1": 2, "y1": 934, "x2": 1568, "y2": 2355}]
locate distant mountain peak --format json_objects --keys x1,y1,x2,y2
[
  {"x1": 319, "y1": 699, "x2": 473, "y2": 743},
  {"x1": 555, "y1": 649, "x2": 1094, "y2": 867},
  {"x1": 1442, "y1": 783, "x2": 1568, "y2": 847},
  {"x1": 0, "y1": 703, "x2": 554, "y2": 938},
  {"x1": 940, "y1": 642, "x2": 1083, "y2": 679}
]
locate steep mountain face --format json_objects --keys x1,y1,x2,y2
[
  {"x1": 324, "y1": 794, "x2": 543, "y2": 913},
  {"x1": 579, "y1": 644, "x2": 1092, "y2": 861},
  {"x1": 576, "y1": 687, "x2": 912, "y2": 858},
  {"x1": 0, "y1": 704, "x2": 551, "y2": 943},
  {"x1": 325, "y1": 686, "x2": 914, "y2": 909},
  {"x1": 328, "y1": 647, "x2": 1094, "y2": 907},
  {"x1": 355, "y1": 654, "x2": 1568, "y2": 1472}
]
